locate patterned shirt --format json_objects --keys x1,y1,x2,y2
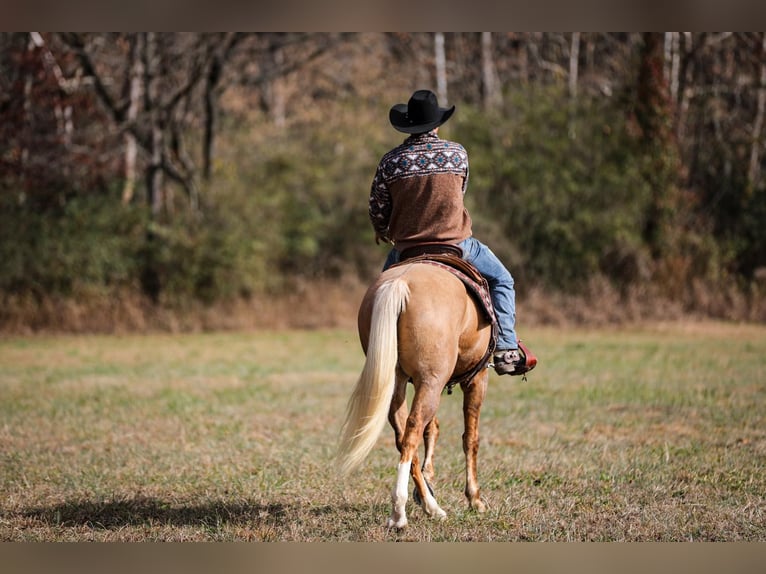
[{"x1": 369, "y1": 130, "x2": 473, "y2": 251}]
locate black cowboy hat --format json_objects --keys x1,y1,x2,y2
[{"x1": 389, "y1": 89, "x2": 455, "y2": 134}]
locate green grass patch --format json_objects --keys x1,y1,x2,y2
[{"x1": 1, "y1": 322, "x2": 764, "y2": 541}]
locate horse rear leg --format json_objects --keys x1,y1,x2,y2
[
  {"x1": 389, "y1": 371, "x2": 439, "y2": 488},
  {"x1": 389, "y1": 376, "x2": 441, "y2": 523},
  {"x1": 461, "y1": 371, "x2": 489, "y2": 513},
  {"x1": 422, "y1": 416, "x2": 439, "y2": 485},
  {"x1": 388, "y1": 369, "x2": 409, "y2": 453},
  {"x1": 387, "y1": 374, "x2": 413, "y2": 529},
  {"x1": 388, "y1": 382, "x2": 446, "y2": 528},
  {"x1": 413, "y1": 416, "x2": 438, "y2": 506}
]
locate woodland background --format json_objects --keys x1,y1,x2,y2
[{"x1": 2, "y1": 32, "x2": 766, "y2": 332}]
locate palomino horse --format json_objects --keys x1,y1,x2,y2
[{"x1": 338, "y1": 259, "x2": 493, "y2": 528}]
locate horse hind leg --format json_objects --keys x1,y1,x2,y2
[
  {"x1": 387, "y1": 373, "x2": 411, "y2": 529},
  {"x1": 462, "y1": 371, "x2": 489, "y2": 513},
  {"x1": 388, "y1": 370, "x2": 409, "y2": 453},
  {"x1": 389, "y1": 450, "x2": 446, "y2": 529},
  {"x1": 388, "y1": 374, "x2": 438, "y2": 493},
  {"x1": 409, "y1": 430, "x2": 446, "y2": 520},
  {"x1": 388, "y1": 381, "x2": 446, "y2": 528},
  {"x1": 413, "y1": 416, "x2": 438, "y2": 506},
  {"x1": 388, "y1": 459, "x2": 411, "y2": 529}
]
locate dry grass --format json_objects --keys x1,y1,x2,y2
[
  {"x1": 1, "y1": 321, "x2": 765, "y2": 541},
  {"x1": 0, "y1": 277, "x2": 367, "y2": 335},
  {"x1": 2, "y1": 273, "x2": 766, "y2": 336}
]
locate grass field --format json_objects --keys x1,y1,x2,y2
[{"x1": 1, "y1": 321, "x2": 764, "y2": 541}]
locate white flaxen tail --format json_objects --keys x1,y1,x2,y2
[{"x1": 338, "y1": 278, "x2": 410, "y2": 476}]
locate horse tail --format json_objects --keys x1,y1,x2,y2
[{"x1": 338, "y1": 277, "x2": 410, "y2": 476}]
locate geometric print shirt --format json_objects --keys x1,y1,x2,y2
[{"x1": 369, "y1": 130, "x2": 472, "y2": 249}]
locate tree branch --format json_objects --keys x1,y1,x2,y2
[{"x1": 58, "y1": 32, "x2": 129, "y2": 123}]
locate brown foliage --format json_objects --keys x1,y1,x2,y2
[{"x1": 2, "y1": 274, "x2": 764, "y2": 336}]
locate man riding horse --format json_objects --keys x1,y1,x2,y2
[{"x1": 369, "y1": 89, "x2": 536, "y2": 376}]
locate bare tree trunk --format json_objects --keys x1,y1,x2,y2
[
  {"x1": 636, "y1": 32, "x2": 673, "y2": 143},
  {"x1": 636, "y1": 32, "x2": 677, "y2": 258},
  {"x1": 123, "y1": 33, "x2": 145, "y2": 205},
  {"x1": 676, "y1": 32, "x2": 695, "y2": 142},
  {"x1": 434, "y1": 32, "x2": 448, "y2": 105},
  {"x1": 168, "y1": 112, "x2": 199, "y2": 212},
  {"x1": 202, "y1": 33, "x2": 243, "y2": 181},
  {"x1": 568, "y1": 32, "x2": 580, "y2": 100},
  {"x1": 481, "y1": 32, "x2": 501, "y2": 109},
  {"x1": 29, "y1": 32, "x2": 74, "y2": 148},
  {"x1": 21, "y1": 37, "x2": 35, "y2": 179},
  {"x1": 516, "y1": 33, "x2": 529, "y2": 84},
  {"x1": 147, "y1": 124, "x2": 164, "y2": 218},
  {"x1": 203, "y1": 48, "x2": 221, "y2": 181},
  {"x1": 748, "y1": 32, "x2": 766, "y2": 194},
  {"x1": 270, "y1": 45, "x2": 287, "y2": 127},
  {"x1": 664, "y1": 32, "x2": 680, "y2": 103},
  {"x1": 144, "y1": 33, "x2": 164, "y2": 218},
  {"x1": 202, "y1": 79, "x2": 217, "y2": 180}
]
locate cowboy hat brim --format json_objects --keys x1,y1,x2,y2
[{"x1": 389, "y1": 103, "x2": 455, "y2": 134}]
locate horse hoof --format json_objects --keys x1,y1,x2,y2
[
  {"x1": 387, "y1": 516, "x2": 408, "y2": 529},
  {"x1": 471, "y1": 498, "x2": 488, "y2": 513}
]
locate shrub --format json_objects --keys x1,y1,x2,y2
[
  {"x1": 454, "y1": 87, "x2": 658, "y2": 291},
  {"x1": 0, "y1": 191, "x2": 145, "y2": 298}
]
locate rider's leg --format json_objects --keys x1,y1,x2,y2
[
  {"x1": 458, "y1": 237, "x2": 518, "y2": 349},
  {"x1": 458, "y1": 237, "x2": 526, "y2": 376}
]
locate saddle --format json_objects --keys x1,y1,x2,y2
[{"x1": 392, "y1": 243, "x2": 499, "y2": 393}]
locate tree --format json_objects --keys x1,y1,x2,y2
[
  {"x1": 434, "y1": 32, "x2": 448, "y2": 105},
  {"x1": 2, "y1": 32, "x2": 766, "y2": 314},
  {"x1": 0, "y1": 32, "x2": 117, "y2": 210},
  {"x1": 59, "y1": 33, "x2": 222, "y2": 215},
  {"x1": 633, "y1": 32, "x2": 682, "y2": 259},
  {"x1": 748, "y1": 32, "x2": 766, "y2": 194},
  {"x1": 568, "y1": 32, "x2": 580, "y2": 100},
  {"x1": 481, "y1": 32, "x2": 502, "y2": 109}
]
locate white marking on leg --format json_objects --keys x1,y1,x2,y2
[
  {"x1": 422, "y1": 489, "x2": 447, "y2": 520},
  {"x1": 387, "y1": 460, "x2": 411, "y2": 529}
]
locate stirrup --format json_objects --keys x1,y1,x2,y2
[{"x1": 512, "y1": 340, "x2": 537, "y2": 375}]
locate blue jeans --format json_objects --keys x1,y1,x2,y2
[{"x1": 383, "y1": 237, "x2": 518, "y2": 350}]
